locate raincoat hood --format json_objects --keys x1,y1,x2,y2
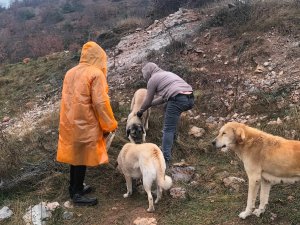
[
  {"x1": 142, "y1": 62, "x2": 163, "y2": 82},
  {"x1": 80, "y1": 41, "x2": 107, "y2": 76}
]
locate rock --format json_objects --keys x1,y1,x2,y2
[
  {"x1": 215, "y1": 171, "x2": 229, "y2": 180},
  {"x1": 223, "y1": 176, "x2": 245, "y2": 192},
  {"x1": 170, "y1": 166, "x2": 195, "y2": 182},
  {"x1": 46, "y1": 202, "x2": 59, "y2": 211},
  {"x1": 23, "y1": 202, "x2": 60, "y2": 225},
  {"x1": 23, "y1": 58, "x2": 30, "y2": 64},
  {"x1": 206, "y1": 116, "x2": 216, "y2": 123},
  {"x1": 173, "y1": 159, "x2": 190, "y2": 167},
  {"x1": 188, "y1": 126, "x2": 205, "y2": 138},
  {"x1": 133, "y1": 217, "x2": 157, "y2": 225},
  {"x1": 121, "y1": 117, "x2": 127, "y2": 123},
  {"x1": 0, "y1": 206, "x2": 13, "y2": 221},
  {"x1": 63, "y1": 211, "x2": 74, "y2": 220},
  {"x1": 63, "y1": 201, "x2": 73, "y2": 209},
  {"x1": 170, "y1": 187, "x2": 187, "y2": 199},
  {"x1": 248, "y1": 86, "x2": 260, "y2": 94},
  {"x1": 270, "y1": 212, "x2": 277, "y2": 221},
  {"x1": 263, "y1": 62, "x2": 270, "y2": 66},
  {"x1": 2, "y1": 116, "x2": 10, "y2": 122},
  {"x1": 194, "y1": 48, "x2": 204, "y2": 54},
  {"x1": 276, "y1": 117, "x2": 282, "y2": 125},
  {"x1": 255, "y1": 65, "x2": 264, "y2": 73}
]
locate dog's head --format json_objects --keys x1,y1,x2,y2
[
  {"x1": 127, "y1": 123, "x2": 145, "y2": 144},
  {"x1": 212, "y1": 122, "x2": 246, "y2": 152}
]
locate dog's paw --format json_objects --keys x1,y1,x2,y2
[
  {"x1": 123, "y1": 193, "x2": 130, "y2": 198},
  {"x1": 147, "y1": 207, "x2": 155, "y2": 213},
  {"x1": 253, "y1": 208, "x2": 264, "y2": 217},
  {"x1": 239, "y1": 210, "x2": 251, "y2": 219}
]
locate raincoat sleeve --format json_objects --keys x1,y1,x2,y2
[{"x1": 91, "y1": 72, "x2": 118, "y2": 132}]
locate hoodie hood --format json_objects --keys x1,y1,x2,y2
[
  {"x1": 79, "y1": 41, "x2": 107, "y2": 76},
  {"x1": 142, "y1": 62, "x2": 163, "y2": 82}
]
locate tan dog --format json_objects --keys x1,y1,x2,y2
[
  {"x1": 126, "y1": 88, "x2": 150, "y2": 144},
  {"x1": 213, "y1": 122, "x2": 300, "y2": 219},
  {"x1": 117, "y1": 143, "x2": 172, "y2": 212}
]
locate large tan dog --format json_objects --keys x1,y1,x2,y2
[
  {"x1": 117, "y1": 143, "x2": 172, "y2": 212},
  {"x1": 213, "y1": 122, "x2": 300, "y2": 219},
  {"x1": 126, "y1": 88, "x2": 150, "y2": 144}
]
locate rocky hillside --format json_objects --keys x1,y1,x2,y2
[{"x1": 0, "y1": 0, "x2": 300, "y2": 224}]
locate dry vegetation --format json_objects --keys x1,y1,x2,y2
[{"x1": 1, "y1": 0, "x2": 300, "y2": 224}]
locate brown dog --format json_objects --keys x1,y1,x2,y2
[{"x1": 213, "y1": 122, "x2": 300, "y2": 219}]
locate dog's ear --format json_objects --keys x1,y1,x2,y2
[{"x1": 235, "y1": 127, "x2": 245, "y2": 144}]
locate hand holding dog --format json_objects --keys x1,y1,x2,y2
[{"x1": 136, "y1": 110, "x2": 143, "y2": 118}]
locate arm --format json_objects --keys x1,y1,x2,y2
[
  {"x1": 91, "y1": 73, "x2": 118, "y2": 133},
  {"x1": 151, "y1": 96, "x2": 165, "y2": 106},
  {"x1": 139, "y1": 79, "x2": 157, "y2": 113}
]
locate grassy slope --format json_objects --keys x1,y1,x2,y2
[{"x1": 1, "y1": 1, "x2": 300, "y2": 225}]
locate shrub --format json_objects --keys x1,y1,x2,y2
[
  {"x1": 165, "y1": 40, "x2": 186, "y2": 54},
  {"x1": 41, "y1": 7, "x2": 64, "y2": 24}
]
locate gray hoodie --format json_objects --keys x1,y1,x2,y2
[{"x1": 139, "y1": 62, "x2": 193, "y2": 113}]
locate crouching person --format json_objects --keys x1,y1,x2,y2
[
  {"x1": 136, "y1": 62, "x2": 194, "y2": 168},
  {"x1": 57, "y1": 41, "x2": 118, "y2": 206}
]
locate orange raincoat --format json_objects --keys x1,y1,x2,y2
[{"x1": 57, "y1": 41, "x2": 118, "y2": 166}]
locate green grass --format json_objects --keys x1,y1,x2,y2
[{"x1": 0, "y1": 52, "x2": 76, "y2": 118}]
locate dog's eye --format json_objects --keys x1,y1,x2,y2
[{"x1": 222, "y1": 132, "x2": 226, "y2": 135}]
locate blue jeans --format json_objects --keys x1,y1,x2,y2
[{"x1": 162, "y1": 94, "x2": 194, "y2": 163}]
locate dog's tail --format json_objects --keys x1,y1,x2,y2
[
  {"x1": 158, "y1": 175, "x2": 172, "y2": 190},
  {"x1": 153, "y1": 146, "x2": 172, "y2": 190}
]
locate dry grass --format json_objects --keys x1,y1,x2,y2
[{"x1": 202, "y1": 0, "x2": 300, "y2": 37}]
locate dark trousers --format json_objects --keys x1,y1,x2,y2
[
  {"x1": 162, "y1": 94, "x2": 194, "y2": 162},
  {"x1": 69, "y1": 165, "x2": 86, "y2": 197}
]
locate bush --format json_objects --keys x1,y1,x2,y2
[
  {"x1": 17, "y1": 8, "x2": 35, "y2": 21},
  {"x1": 61, "y1": 1, "x2": 84, "y2": 14},
  {"x1": 41, "y1": 8, "x2": 64, "y2": 24},
  {"x1": 165, "y1": 40, "x2": 186, "y2": 54},
  {"x1": 203, "y1": 1, "x2": 300, "y2": 37}
]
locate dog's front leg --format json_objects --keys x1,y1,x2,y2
[
  {"x1": 239, "y1": 176, "x2": 260, "y2": 219},
  {"x1": 253, "y1": 178, "x2": 272, "y2": 217},
  {"x1": 123, "y1": 175, "x2": 133, "y2": 198}
]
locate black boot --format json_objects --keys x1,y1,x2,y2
[{"x1": 72, "y1": 194, "x2": 98, "y2": 206}]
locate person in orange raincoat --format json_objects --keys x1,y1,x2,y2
[{"x1": 57, "y1": 41, "x2": 118, "y2": 206}]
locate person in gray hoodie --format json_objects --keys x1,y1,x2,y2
[{"x1": 136, "y1": 62, "x2": 194, "y2": 167}]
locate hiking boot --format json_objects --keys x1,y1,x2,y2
[
  {"x1": 72, "y1": 194, "x2": 98, "y2": 206},
  {"x1": 69, "y1": 184, "x2": 92, "y2": 199},
  {"x1": 81, "y1": 183, "x2": 92, "y2": 195}
]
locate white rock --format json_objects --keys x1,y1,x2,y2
[
  {"x1": 133, "y1": 217, "x2": 157, "y2": 225},
  {"x1": 23, "y1": 202, "x2": 60, "y2": 225},
  {"x1": 0, "y1": 206, "x2": 13, "y2": 221},
  {"x1": 63, "y1": 201, "x2": 73, "y2": 209},
  {"x1": 188, "y1": 126, "x2": 205, "y2": 138}
]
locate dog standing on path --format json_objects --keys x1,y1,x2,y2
[
  {"x1": 213, "y1": 122, "x2": 300, "y2": 219},
  {"x1": 117, "y1": 143, "x2": 172, "y2": 212},
  {"x1": 126, "y1": 88, "x2": 150, "y2": 143}
]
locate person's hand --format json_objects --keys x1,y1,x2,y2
[{"x1": 136, "y1": 110, "x2": 143, "y2": 118}]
